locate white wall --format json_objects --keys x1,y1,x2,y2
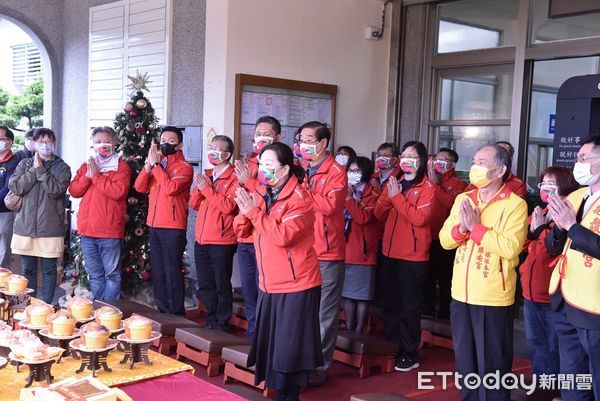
[{"x1": 203, "y1": 0, "x2": 392, "y2": 160}]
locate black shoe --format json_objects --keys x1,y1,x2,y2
[
  {"x1": 201, "y1": 322, "x2": 215, "y2": 329},
  {"x1": 214, "y1": 324, "x2": 231, "y2": 332},
  {"x1": 308, "y1": 369, "x2": 329, "y2": 386},
  {"x1": 394, "y1": 356, "x2": 419, "y2": 372}
]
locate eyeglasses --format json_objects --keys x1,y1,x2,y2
[
  {"x1": 575, "y1": 153, "x2": 600, "y2": 163},
  {"x1": 0, "y1": 138, "x2": 10, "y2": 142},
  {"x1": 36, "y1": 140, "x2": 54, "y2": 145},
  {"x1": 348, "y1": 169, "x2": 361, "y2": 174},
  {"x1": 537, "y1": 182, "x2": 557, "y2": 189}
]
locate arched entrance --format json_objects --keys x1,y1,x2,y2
[{"x1": 0, "y1": 10, "x2": 57, "y2": 130}]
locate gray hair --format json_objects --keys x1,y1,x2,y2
[
  {"x1": 91, "y1": 126, "x2": 117, "y2": 142},
  {"x1": 483, "y1": 144, "x2": 511, "y2": 182}
]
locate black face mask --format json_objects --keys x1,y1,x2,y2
[{"x1": 160, "y1": 143, "x2": 177, "y2": 156}]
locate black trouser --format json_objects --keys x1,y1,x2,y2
[
  {"x1": 423, "y1": 240, "x2": 455, "y2": 319},
  {"x1": 382, "y1": 256, "x2": 428, "y2": 359},
  {"x1": 149, "y1": 228, "x2": 187, "y2": 315},
  {"x1": 451, "y1": 299, "x2": 514, "y2": 401},
  {"x1": 194, "y1": 242, "x2": 237, "y2": 328}
]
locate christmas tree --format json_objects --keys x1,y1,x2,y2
[{"x1": 114, "y1": 71, "x2": 160, "y2": 291}]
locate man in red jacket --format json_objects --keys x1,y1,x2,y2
[
  {"x1": 70, "y1": 127, "x2": 131, "y2": 300},
  {"x1": 423, "y1": 148, "x2": 467, "y2": 319},
  {"x1": 299, "y1": 121, "x2": 348, "y2": 385},
  {"x1": 134, "y1": 126, "x2": 193, "y2": 315}
]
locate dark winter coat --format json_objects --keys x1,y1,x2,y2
[{"x1": 9, "y1": 156, "x2": 71, "y2": 238}]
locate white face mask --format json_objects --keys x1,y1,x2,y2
[
  {"x1": 25, "y1": 138, "x2": 36, "y2": 152},
  {"x1": 573, "y1": 161, "x2": 600, "y2": 186},
  {"x1": 335, "y1": 154, "x2": 349, "y2": 167},
  {"x1": 35, "y1": 142, "x2": 55, "y2": 157},
  {"x1": 347, "y1": 172, "x2": 362, "y2": 186}
]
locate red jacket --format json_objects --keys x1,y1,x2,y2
[
  {"x1": 189, "y1": 165, "x2": 239, "y2": 245},
  {"x1": 238, "y1": 156, "x2": 260, "y2": 244},
  {"x1": 345, "y1": 183, "x2": 380, "y2": 265},
  {"x1": 520, "y1": 212, "x2": 555, "y2": 304},
  {"x1": 134, "y1": 151, "x2": 193, "y2": 230},
  {"x1": 466, "y1": 173, "x2": 526, "y2": 198},
  {"x1": 370, "y1": 165, "x2": 402, "y2": 240},
  {"x1": 233, "y1": 175, "x2": 322, "y2": 293},
  {"x1": 429, "y1": 170, "x2": 467, "y2": 240},
  {"x1": 69, "y1": 159, "x2": 131, "y2": 239},
  {"x1": 303, "y1": 154, "x2": 348, "y2": 261},
  {"x1": 374, "y1": 177, "x2": 436, "y2": 262}
]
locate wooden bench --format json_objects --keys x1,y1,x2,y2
[
  {"x1": 221, "y1": 344, "x2": 275, "y2": 399},
  {"x1": 350, "y1": 393, "x2": 411, "y2": 401},
  {"x1": 420, "y1": 316, "x2": 453, "y2": 350},
  {"x1": 175, "y1": 327, "x2": 248, "y2": 377},
  {"x1": 229, "y1": 301, "x2": 248, "y2": 331},
  {"x1": 333, "y1": 330, "x2": 398, "y2": 378}
]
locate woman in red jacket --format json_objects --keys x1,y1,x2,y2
[
  {"x1": 233, "y1": 142, "x2": 322, "y2": 401},
  {"x1": 374, "y1": 141, "x2": 435, "y2": 372},
  {"x1": 190, "y1": 135, "x2": 239, "y2": 331},
  {"x1": 342, "y1": 156, "x2": 379, "y2": 333},
  {"x1": 520, "y1": 166, "x2": 578, "y2": 376},
  {"x1": 69, "y1": 127, "x2": 131, "y2": 301}
]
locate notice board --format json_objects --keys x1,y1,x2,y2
[{"x1": 234, "y1": 74, "x2": 338, "y2": 158}]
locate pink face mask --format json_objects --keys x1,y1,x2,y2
[
  {"x1": 399, "y1": 158, "x2": 418, "y2": 174},
  {"x1": 376, "y1": 156, "x2": 394, "y2": 170},
  {"x1": 433, "y1": 160, "x2": 449, "y2": 174},
  {"x1": 539, "y1": 184, "x2": 558, "y2": 203}
]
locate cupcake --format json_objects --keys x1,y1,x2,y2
[
  {"x1": 0, "y1": 268, "x2": 12, "y2": 288},
  {"x1": 123, "y1": 315, "x2": 153, "y2": 340},
  {"x1": 25, "y1": 303, "x2": 53, "y2": 327},
  {"x1": 67, "y1": 296, "x2": 93, "y2": 320},
  {"x1": 80, "y1": 322, "x2": 110, "y2": 349},
  {"x1": 7, "y1": 274, "x2": 28, "y2": 293},
  {"x1": 47, "y1": 311, "x2": 76, "y2": 337},
  {"x1": 94, "y1": 306, "x2": 123, "y2": 331}
]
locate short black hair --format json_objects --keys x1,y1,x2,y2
[
  {"x1": 161, "y1": 126, "x2": 183, "y2": 144},
  {"x1": 495, "y1": 141, "x2": 515, "y2": 159},
  {"x1": 32, "y1": 128, "x2": 56, "y2": 143},
  {"x1": 255, "y1": 116, "x2": 281, "y2": 135},
  {"x1": 438, "y1": 147, "x2": 459, "y2": 163},
  {"x1": 582, "y1": 134, "x2": 600, "y2": 152},
  {"x1": 24, "y1": 128, "x2": 35, "y2": 139},
  {"x1": 212, "y1": 135, "x2": 235, "y2": 158},
  {"x1": 352, "y1": 156, "x2": 374, "y2": 184},
  {"x1": 401, "y1": 141, "x2": 428, "y2": 185},
  {"x1": 299, "y1": 121, "x2": 331, "y2": 146},
  {"x1": 0, "y1": 125, "x2": 14, "y2": 141},
  {"x1": 336, "y1": 146, "x2": 357, "y2": 160},
  {"x1": 91, "y1": 126, "x2": 117, "y2": 141},
  {"x1": 488, "y1": 144, "x2": 512, "y2": 182},
  {"x1": 377, "y1": 142, "x2": 399, "y2": 157}
]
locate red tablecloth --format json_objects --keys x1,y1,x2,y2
[{"x1": 119, "y1": 372, "x2": 249, "y2": 401}]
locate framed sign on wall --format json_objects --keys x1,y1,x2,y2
[{"x1": 234, "y1": 73, "x2": 338, "y2": 159}]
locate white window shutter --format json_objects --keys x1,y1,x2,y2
[{"x1": 88, "y1": 0, "x2": 171, "y2": 130}]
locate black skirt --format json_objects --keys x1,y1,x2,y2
[{"x1": 248, "y1": 286, "x2": 323, "y2": 388}]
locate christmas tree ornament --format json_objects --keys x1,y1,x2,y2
[
  {"x1": 130, "y1": 110, "x2": 138, "y2": 117},
  {"x1": 127, "y1": 70, "x2": 152, "y2": 95},
  {"x1": 134, "y1": 227, "x2": 145, "y2": 237},
  {"x1": 124, "y1": 103, "x2": 134, "y2": 112},
  {"x1": 181, "y1": 268, "x2": 189, "y2": 275},
  {"x1": 127, "y1": 196, "x2": 138, "y2": 206},
  {"x1": 136, "y1": 99, "x2": 148, "y2": 109},
  {"x1": 141, "y1": 252, "x2": 149, "y2": 261},
  {"x1": 142, "y1": 271, "x2": 151, "y2": 281},
  {"x1": 126, "y1": 123, "x2": 135, "y2": 132},
  {"x1": 148, "y1": 122, "x2": 157, "y2": 131},
  {"x1": 123, "y1": 265, "x2": 134, "y2": 274}
]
